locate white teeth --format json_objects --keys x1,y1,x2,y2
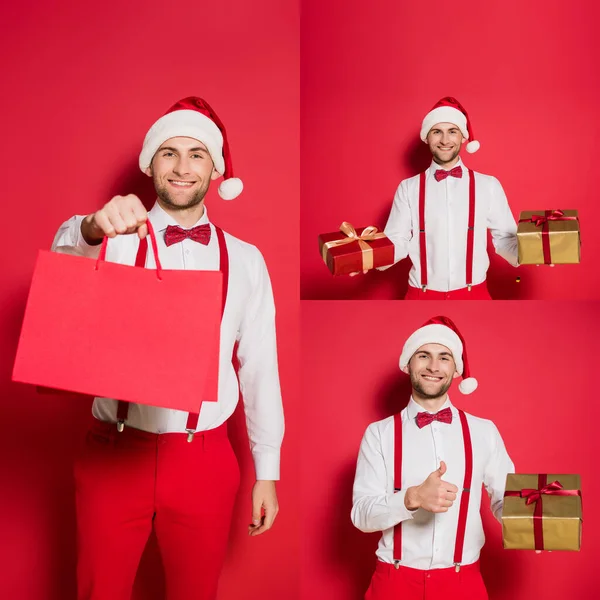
[
  {"x1": 171, "y1": 181, "x2": 193, "y2": 187},
  {"x1": 423, "y1": 376, "x2": 441, "y2": 381}
]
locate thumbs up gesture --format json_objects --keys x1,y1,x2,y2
[{"x1": 404, "y1": 461, "x2": 459, "y2": 513}]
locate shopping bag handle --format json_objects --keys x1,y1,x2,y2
[{"x1": 95, "y1": 220, "x2": 163, "y2": 279}]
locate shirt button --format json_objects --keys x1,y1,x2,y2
[{"x1": 185, "y1": 249, "x2": 190, "y2": 255}]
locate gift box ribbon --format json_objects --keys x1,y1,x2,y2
[
  {"x1": 518, "y1": 209, "x2": 578, "y2": 265},
  {"x1": 322, "y1": 222, "x2": 386, "y2": 271},
  {"x1": 504, "y1": 474, "x2": 581, "y2": 550}
]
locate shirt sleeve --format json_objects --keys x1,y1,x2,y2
[
  {"x1": 351, "y1": 423, "x2": 416, "y2": 532},
  {"x1": 483, "y1": 422, "x2": 515, "y2": 523},
  {"x1": 51, "y1": 215, "x2": 101, "y2": 258},
  {"x1": 487, "y1": 177, "x2": 519, "y2": 267},
  {"x1": 235, "y1": 247, "x2": 284, "y2": 481},
  {"x1": 382, "y1": 181, "x2": 413, "y2": 268}
]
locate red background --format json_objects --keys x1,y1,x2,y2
[
  {"x1": 301, "y1": 0, "x2": 600, "y2": 300},
  {"x1": 0, "y1": 1, "x2": 299, "y2": 599},
  {"x1": 300, "y1": 301, "x2": 598, "y2": 599}
]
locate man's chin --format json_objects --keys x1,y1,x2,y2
[
  {"x1": 157, "y1": 192, "x2": 204, "y2": 211},
  {"x1": 413, "y1": 382, "x2": 451, "y2": 400},
  {"x1": 432, "y1": 150, "x2": 460, "y2": 165}
]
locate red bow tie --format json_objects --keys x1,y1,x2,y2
[
  {"x1": 416, "y1": 407, "x2": 453, "y2": 429},
  {"x1": 434, "y1": 166, "x2": 463, "y2": 182},
  {"x1": 164, "y1": 224, "x2": 211, "y2": 247}
]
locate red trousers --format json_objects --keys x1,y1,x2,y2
[
  {"x1": 405, "y1": 281, "x2": 492, "y2": 300},
  {"x1": 74, "y1": 419, "x2": 240, "y2": 600},
  {"x1": 365, "y1": 560, "x2": 488, "y2": 600}
]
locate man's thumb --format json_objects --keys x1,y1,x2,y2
[{"x1": 437, "y1": 461, "x2": 447, "y2": 476}]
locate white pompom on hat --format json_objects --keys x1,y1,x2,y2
[
  {"x1": 399, "y1": 315, "x2": 478, "y2": 395},
  {"x1": 139, "y1": 96, "x2": 243, "y2": 200},
  {"x1": 420, "y1": 96, "x2": 480, "y2": 154}
]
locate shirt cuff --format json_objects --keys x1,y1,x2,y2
[
  {"x1": 74, "y1": 216, "x2": 103, "y2": 252},
  {"x1": 389, "y1": 489, "x2": 417, "y2": 522},
  {"x1": 253, "y1": 450, "x2": 281, "y2": 481}
]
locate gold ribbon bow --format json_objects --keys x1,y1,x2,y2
[{"x1": 322, "y1": 222, "x2": 386, "y2": 271}]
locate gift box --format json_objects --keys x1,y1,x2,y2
[
  {"x1": 502, "y1": 473, "x2": 582, "y2": 551},
  {"x1": 318, "y1": 222, "x2": 395, "y2": 275},
  {"x1": 517, "y1": 209, "x2": 580, "y2": 265}
]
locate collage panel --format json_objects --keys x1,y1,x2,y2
[
  {"x1": 1, "y1": 2, "x2": 299, "y2": 599},
  {"x1": 300, "y1": 300, "x2": 597, "y2": 599},
  {"x1": 301, "y1": 0, "x2": 599, "y2": 300}
]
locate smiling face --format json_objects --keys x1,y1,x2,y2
[
  {"x1": 403, "y1": 343, "x2": 460, "y2": 400},
  {"x1": 145, "y1": 136, "x2": 221, "y2": 211},
  {"x1": 426, "y1": 122, "x2": 466, "y2": 166}
]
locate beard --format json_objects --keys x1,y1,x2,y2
[
  {"x1": 430, "y1": 145, "x2": 461, "y2": 167},
  {"x1": 154, "y1": 177, "x2": 211, "y2": 211},
  {"x1": 410, "y1": 370, "x2": 453, "y2": 400}
]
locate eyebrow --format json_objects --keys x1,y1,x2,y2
[
  {"x1": 159, "y1": 146, "x2": 209, "y2": 153},
  {"x1": 416, "y1": 350, "x2": 453, "y2": 357}
]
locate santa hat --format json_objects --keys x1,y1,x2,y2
[
  {"x1": 139, "y1": 96, "x2": 243, "y2": 200},
  {"x1": 399, "y1": 315, "x2": 478, "y2": 395},
  {"x1": 420, "y1": 97, "x2": 480, "y2": 154}
]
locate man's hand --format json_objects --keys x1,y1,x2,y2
[
  {"x1": 248, "y1": 480, "x2": 279, "y2": 537},
  {"x1": 81, "y1": 194, "x2": 149, "y2": 245},
  {"x1": 404, "y1": 461, "x2": 459, "y2": 513}
]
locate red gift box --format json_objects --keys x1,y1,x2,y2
[{"x1": 318, "y1": 222, "x2": 395, "y2": 276}]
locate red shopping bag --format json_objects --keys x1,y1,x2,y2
[{"x1": 12, "y1": 222, "x2": 222, "y2": 413}]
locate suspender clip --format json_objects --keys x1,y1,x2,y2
[
  {"x1": 421, "y1": 286, "x2": 427, "y2": 292},
  {"x1": 186, "y1": 429, "x2": 195, "y2": 443},
  {"x1": 116, "y1": 420, "x2": 125, "y2": 433},
  {"x1": 467, "y1": 284, "x2": 472, "y2": 292},
  {"x1": 394, "y1": 560, "x2": 401, "y2": 570},
  {"x1": 454, "y1": 563, "x2": 461, "y2": 573}
]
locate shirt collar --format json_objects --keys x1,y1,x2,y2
[
  {"x1": 407, "y1": 396, "x2": 454, "y2": 420},
  {"x1": 429, "y1": 156, "x2": 464, "y2": 173},
  {"x1": 147, "y1": 201, "x2": 211, "y2": 233}
]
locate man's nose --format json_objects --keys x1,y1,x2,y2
[
  {"x1": 173, "y1": 157, "x2": 191, "y2": 176},
  {"x1": 427, "y1": 361, "x2": 440, "y2": 373}
]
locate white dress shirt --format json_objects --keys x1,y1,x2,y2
[
  {"x1": 51, "y1": 202, "x2": 284, "y2": 481},
  {"x1": 383, "y1": 158, "x2": 519, "y2": 292},
  {"x1": 351, "y1": 397, "x2": 514, "y2": 569}
]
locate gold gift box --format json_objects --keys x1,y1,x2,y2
[
  {"x1": 502, "y1": 474, "x2": 582, "y2": 551},
  {"x1": 517, "y1": 210, "x2": 580, "y2": 265}
]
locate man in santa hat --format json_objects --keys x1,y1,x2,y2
[
  {"x1": 356, "y1": 97, "x2": 519, "y2": 299},
  {"x1": 51, "y1": 97, "x2": 284, "y2": 600},
  {"x1": 352, "y1": 316, "x2": 514, "y2": 599}
]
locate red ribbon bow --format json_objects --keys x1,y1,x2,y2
[
  {"x1": 529, "y1": 209, "x2": 567, "y2": 227},
  {"x1": 520, "y1": 481, "x2": 565, "y2": 505},
  {"x1": 416, "y1": 407, "x2": 453, "y2": 429},
  {"x1": 164, "y1": 224, "x2": 211, "y2": 247},
  {"x1": 434, "y1": 166, "x2": 463, "y2": 182}
]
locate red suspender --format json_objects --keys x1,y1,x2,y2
[
  {"x1": 454, "y1": 409, "x2": 473, "y2": 571},
  {"x1": 418, "y1": 170, "x2": 476, "y2": 291},
  {"x1": 392, "y1": 408, "x2": 473, "y2": 571},
  {"x1": 117, "y1": 224, "x2": 229, "y2": 439},
  {"x1": 418, "y1": 172, "x2": 427, "y2": 291},
  {"x1": 393, "y1": 412, "x2": 403, "y2": 566},
  {"x1": 465, "y1": 170, "x2": 476, "y2": 290}
]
